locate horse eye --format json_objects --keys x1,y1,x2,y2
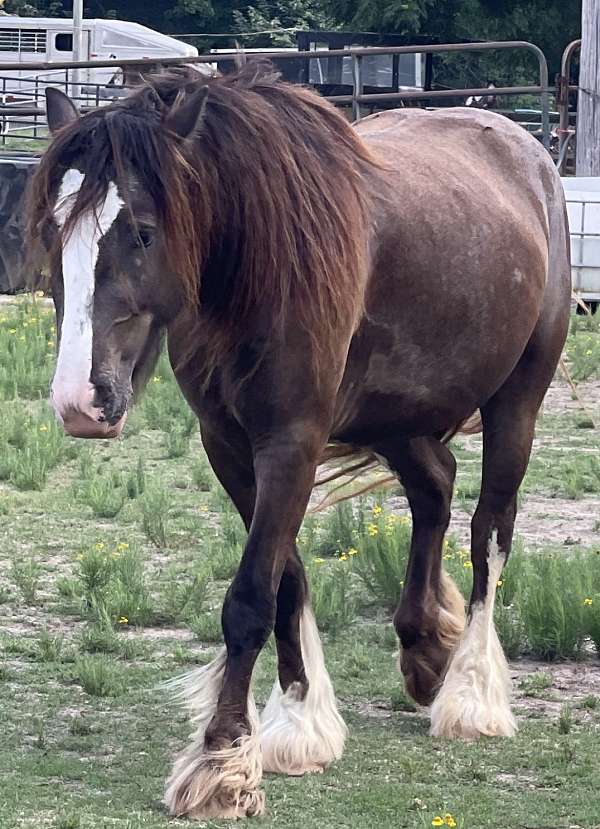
[{"x1": 135, "y1": 227, "x2": 154, "y2": 249}]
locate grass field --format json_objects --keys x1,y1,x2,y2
[{"x1": 1, "y1": 296, "x2": 600, "y2": 829}]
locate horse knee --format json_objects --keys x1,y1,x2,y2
[{"x1": 222, "y1": 576, "x2": 276, "y2": 654}]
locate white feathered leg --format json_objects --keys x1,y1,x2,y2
[
  {"x1": 164, "y1": 649, "x2": 265, "y2": 819},
  {"x1": 260, "y1": 606, "x2": 347, "y2": 775},
  {"x1": 430, "y1": 533, "x2": 517, "y2": 739}
]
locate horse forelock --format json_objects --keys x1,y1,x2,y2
[{"x1": 29, "y1": 65, "x2": 378, "y2": 364}]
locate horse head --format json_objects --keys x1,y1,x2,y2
[{"x1": 29, "y1": 82, "x2": 207, "y2": 438}]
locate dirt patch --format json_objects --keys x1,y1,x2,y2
[{"x1": 511, "y1": 658, "x2": 600, "y2": 718}]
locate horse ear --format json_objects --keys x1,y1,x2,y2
[
  {"x1": 45, "y1": 87, "x2": 79, "y2": 133},
  {"x1": 167, "y1": 86, "x2": 209, "y2": 140}
]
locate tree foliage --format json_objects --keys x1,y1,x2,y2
[{"x1": 0, "y1": 0, "x2": 582, "y2": 77}]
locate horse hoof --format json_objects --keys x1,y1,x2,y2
[
  {"x1": 397, "y1": 570, "x2": 466, "y2": 705},
  {"x1": 164, "y1": 733, "x2": 265, "y2": 820},
  {"x1": 260, "y1": 609, "x2": 347, "y2": 776}
]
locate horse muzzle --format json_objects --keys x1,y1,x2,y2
[
  {"x1": 60, "y1": 408, "x2": 127, "y2": 439},
  {"x1": 50, "y1": 381, "x2": 128, "y2": 439}
]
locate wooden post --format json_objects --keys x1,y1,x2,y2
[{"x1": 577, "y1": 0, "x2": 600, "y2": 176}]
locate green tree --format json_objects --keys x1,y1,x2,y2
[{"x1": 231, "y1": 0, "x2": 335, "y2": 47}]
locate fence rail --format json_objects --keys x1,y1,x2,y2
[
  {"x1": 556, "y1": 39, "x2": 581, "y2": 174},
  {"x1": 0, "y1": 39, "x2": 553, "y2": 147}
]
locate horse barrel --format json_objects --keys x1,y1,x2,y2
[{"x1": 0, "y1": 153, "x2": 39, "y2": 293}]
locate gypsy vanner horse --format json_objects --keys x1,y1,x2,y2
[{"x1": 28, "y1": 66, "x2": 570, "y2": 819}]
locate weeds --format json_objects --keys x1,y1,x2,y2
[
  {"x1": 74, "y1": 655, "x2": 122, "y2": 697},
  {"x1": 522, "y1": 554, "x2": 587, "y2": 659},
  {"x1": 69, "y1": 716, "x2": 93, "y2": 736},
  {"x1": 55, "y1": 814, "x2": 81, "y2": 829},
  {"x1": 80, "y1": 474, "x2": 126, "y2": 518},
  {"x1": 567, "y1": 313, "x2": 600, "y2": 380},
  {"x1": 558, "y1": 704, "x2": 573, "y2": 734},
  {"x1": 307, "y1": 556, "x2": 358, "y2": 634},
  {"x1": 10, "y1": 557, "x2": 42, "y2": 604},
  {"x1": 519, "y1": 671, "x2": 553, "y2": 697},
  {"x1": 164, "y1": 424, "x2": 191, "y2": 458},
  {"x1": 191, "y1": 454, "x2": 214, "y2": 490},
  {"x1": 160, "y1": 565, "x2": 212, "y2": 624},
  {"x1": 189, "y1": 610, "x2": 223, "y2": 643},
  {"x1": 35, "y1": 628, "x2": 64, "y2": 662},
  {"x1": 351, "y1": 506, "x2": 412, "y2": 610},
  {"x1": 75, "y1": 544, "x2": 153, "y2": 626},
  {"x1": 0, "y1": 404, "x2": 66, "y2": 490},
  {"x1": 126, "y1": 457, "x2": 146, "y2": 499},
  {"x1": 140, "y1": 483, "x2": 171, "y2": 547}
]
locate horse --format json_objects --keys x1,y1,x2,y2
[{"x1": 28, "y1": 65, "x2": 571, "y2": 820}]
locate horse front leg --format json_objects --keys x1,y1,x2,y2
[
  {"x1": 260, "y1": 544, "x2": 347, "y2": 776},
  {"x1": 164, "y1": 435, "x2": 322, "y2": 820}
]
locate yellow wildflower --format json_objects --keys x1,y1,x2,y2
[
  {"x1": 586, "y1": 349, "x2": 593, "y2": 356},
  {"x1": 432, "y1": 818, "x2": 444, "y2": 827},
  {"x1": 8, "y1": 328, "x2": 16, "y2": 334},
  {"x1": 339, "y1": 554, "x2": 349, "y2": 562},
  {"x1": 313, "y1": 557, "x2": 326, "y2": 565},
  {"x1": 443, "y1": 553, "x2": 453, "y2": 560},
  {"x1": 39, "y1": 425, "x2": 48, "y2": 432},
  {"x1": 35, "y1": 290, "x2": 45, "y2": 298},
  {"x1": 367, "y1": 523, "x2": 378, "y2": 536},
  {"x1": 497, "y1": 579, "x2": 503, "y2": 588},
  {"x1": 444, "y1": 816, "x2": 457, "y2": 828},
  {"x1": 118, "y1": 616, "x2": 128, "y2": 625},
  {"x1": 584, "y1": 598, "x2": 593, "y2": 606},
  {"x1": 118, "y1": 542, "x2": 129, "y2": 550},
  {"x1": 347, "y1": 547, "x2": 358, "y2": 556},
  {"x1": 372, "y1": 504, "x2": 383, "y2": 516},
  {"x1": 443, "y1": 538, "x2": 449, "y2": 549},
  {"x1": 50, "y1": 325, "x2": 55, "y2": 333},
  {"x1": 94, "y1": 542, "x2": 105, "y2": 551},
  {"x1": 152, "y1": 376, "x2": 161, "y2": 383},
  {"x1": 463, "y1": 560, "x2": 473, "y2": 569}
]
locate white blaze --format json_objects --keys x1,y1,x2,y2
[{"x1": 51, "y1": 169, "x2": 123, "y2": 420}]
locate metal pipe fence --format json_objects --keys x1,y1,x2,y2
[
  {"x1": 0, "y1": 39, "x2": 553, "y2": 148},
  {"x1": 557, "y1": 39, "x2": 581, "y2": 174}
]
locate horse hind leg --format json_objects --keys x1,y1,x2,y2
[
  {"x1": 260, "y1": 549, "x2": 347, "y2": 775},
  {"x1": 377, "y1": 436, "x2": 465, "y2": 706}
]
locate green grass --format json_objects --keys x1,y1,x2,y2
[{"x1": 0, "y1": 297, "x2": 599, "y2": 828}]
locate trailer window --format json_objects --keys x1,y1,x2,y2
[
  {"x1": 55, "y1": 33, "x2": 73, "y2": 52},
  {"x1": 0, "y1": 28, "x2": 47, "y2": 53}
]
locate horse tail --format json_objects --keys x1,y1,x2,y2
[{"x1": 312, "y1": 410, "x2": 483, "y2": 511}]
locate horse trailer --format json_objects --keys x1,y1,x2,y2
[{"x1": 0, "y1": 17, "x2": 197, "y2": 96}]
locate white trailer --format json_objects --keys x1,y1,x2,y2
[
  {"x1": 0, "y1": 17, "x2": 197, "y2": 95},
  {"x1": 562, "y1": 177, "x2": 600, "y2": 309}
]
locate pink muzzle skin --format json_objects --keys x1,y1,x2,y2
[
  {"x1": 60, "y1": 409, "x2": 127, "y2": 439},
  {"x1": 51, "y1": 383, "x2": 127, "y2": 439}
]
